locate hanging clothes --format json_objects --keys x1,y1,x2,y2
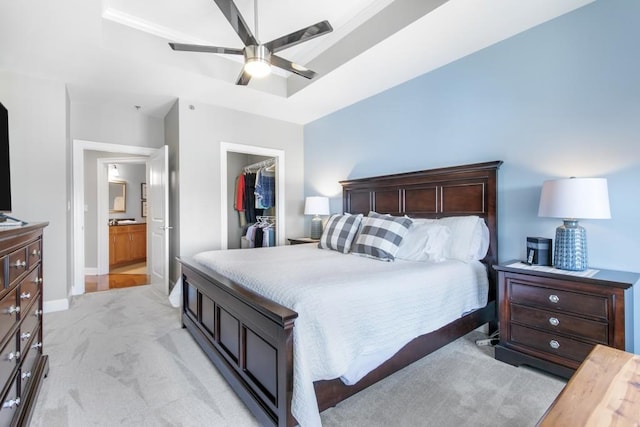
[
  {"x1": 254, "y1": 168, "x2": 268, "y2": 209},
  {"x1": 235, "y1": 174, "x2": 245, "y2": 212},
  {"x1": 234, "y1": 174, "x2": 247, "y2": 227},
  {"x1": 255, "y1": 166, "x2": 275, "y2": 209},
  {"x1": 254, "y1": 224, "x2": 264, "y2": 247},
  {"x1": 243, "y1": 217, "x2": 275, "y2": 249},
  {"x1": 243, "y1": 172, "x2": 262, "y2": 223}
]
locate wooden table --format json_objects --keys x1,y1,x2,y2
[{"x1": 537, "y1": 344, "x2": 640, "y2": 426}]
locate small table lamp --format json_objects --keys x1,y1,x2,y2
[
  {"x1": 538, "y1": 177, "x2": 611, "y2": 271},
  {"x1": 304, "y1": 196, "x2": 330, "y2": 239}
]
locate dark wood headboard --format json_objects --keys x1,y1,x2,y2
[{"x1": 340, "y1": 160, "x2": 503, "y2": 287}]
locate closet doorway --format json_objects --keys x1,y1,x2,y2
[{"x1": 220, "y1": 142, "x2": 285, "y2": 250}]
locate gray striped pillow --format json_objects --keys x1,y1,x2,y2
[
  {"x1": 318, "y1": 214, "x2": 363, "y2": 253},
  {"x1": 351, "y1": 214, "x2": 413, "y2": 261}
]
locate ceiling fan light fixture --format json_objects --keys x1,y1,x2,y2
[{"x1": 244, "y1": 45, "x2": 271, "y2": 78}]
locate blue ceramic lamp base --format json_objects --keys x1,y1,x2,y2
[
  {"x1": 310, "y1": 216, "x2": 323, "y2": 240},
  {"x1": 553, "y1": 220, "x2": 588, "y2": 271}
]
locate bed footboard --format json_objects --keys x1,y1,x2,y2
[{"x1": 179, "y1": 258, "x2": 298, "y2": 427}]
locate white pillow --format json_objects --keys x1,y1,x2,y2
[
  {"x1": 396, "y1": 222, "x2": 451, "y2": 262},
  {"x1": 437, "y1": 216, "x2": 489, "y2": 262}
]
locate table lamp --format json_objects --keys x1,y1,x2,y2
[
  {"x1": 304, "y1": 196, "x2": 330, "y2": 239},
  {"x1": 538, "y1": 177, "x2": 611, "y2": 271}
]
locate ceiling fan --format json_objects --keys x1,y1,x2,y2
[{"x1": 169, "y1": 0, "x2": 333, "y2": 86}]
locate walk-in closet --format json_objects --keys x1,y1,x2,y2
[{"x1": 226, "y1": 152, "x2": 277, "y2": 249}]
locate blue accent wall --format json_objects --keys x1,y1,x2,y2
[{"x1": 304, "y1": 0, "x2": 640, "y2": 352}]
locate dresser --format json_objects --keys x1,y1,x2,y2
[
  {"x1": 494, "y1": 261, "x2": 637, "y2": 379},
  {"x1": 109, "y1": 223, "x2": 146, "y2": 268},
  {"x1": 0, "y1": 222, "x2": 48, "y2": 426}
]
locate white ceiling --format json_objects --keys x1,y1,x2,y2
[{"x1": 0, "y1": 0, "x2": 594, "y2": 124}]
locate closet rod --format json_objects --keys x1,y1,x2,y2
[{"x1": 244, "y1": 158, "x2": 275, "y2": 172}]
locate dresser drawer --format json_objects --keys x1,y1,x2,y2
[
  {"x1": 19, "y1": 299, "x2": 41, "y2": 349},
  {"x1": 510, "y1": 323, "x2": 594, "y2": 364},
  {"x1": 510, "y1": 303, "x2": 609, "y2": 343},
  {"x1": 19, "y1": 329, "x2": 41, "y2": 398},
  {"x1": 18, "y1": 268, "x2": 41, "y2": 311},
  {"x1": 0, "y1": 255, "x2": 5, "y2": 289},
  {"x1": 7, "y1": 247, "x2": 29, "y2": 286},
  {"x1": 0, "y1": 288, "x2": 18, "y2": 341},
  {"x1": 0, "y1": 376, "x2": 19, "y2": 426},
  {"x1": 510, "y1": 282, "x2": 607, "y2": 320},
  {"x1": 27, "y1": 240, "x2": 42, "y2": 269},
  {"x1": 0, "y1": 332, "x2": 18, "y2": 392}
]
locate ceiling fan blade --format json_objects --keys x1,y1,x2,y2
[
  {"x1": 236, "y1": 69, "x2": 252, "y2": 86},
  {"x1": 265, "y1": 20, "x2": 333, "y2": 53},
  {"x1": 213, "y1": 0, "x2": 257, "y2": 47},
  {"x1": 271, "y1": 55, "x2": 317, "y2": 79},
  {"x1": 169, "y1": 43, "x2": 243, "y2": 55}
]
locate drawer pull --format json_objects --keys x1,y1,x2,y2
[
  {"x1": 2, "y1": 397, "x2": 20, "y2": 409},
  {"x1": 32, "y1": 277, "x2": 43, "y2": 285},
  {"x1": 20, "y1": 292, "x2": 31, "y2": 300},
  {"x1": 549, "y1": 317, "x2": 560, "y2": 326},
  {"x1": 20, "y1": 332, "x2": 31, "y2": 341},
  {"x1": 31, "y1": 342, "x2": 42, "y2": 349},
  {"x1": 31, "y1": 249, "x2": 41, "y2": 257},
  {"x1": 548, "y1": 294, "x2": 560, "y2": 304},
  {"x1": 12, "y1": 259, "x2": 26, "y2": 269},
  {"x1": 21, "y1": 371, "x2": 31, "y2": 380},
  {"x1": 35, "y1": 309, "x2": 43, "y2": 317},
  {"x1": 7, "y1": 305, "x2": 21, "y2": 315},
  {"x1": 549, "y1": 340, "x2": 560, "y2": 349},
  {"x1": 7, "y1": 351, "x2": 20, "y2": 361}
]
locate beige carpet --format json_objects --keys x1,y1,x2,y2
[{"x1": 31, "y1": 285, "x2": 565, "y2": 426}]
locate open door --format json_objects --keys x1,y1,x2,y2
[{"x1": 148, "y1": 145, "x2": 169, "y2": 295}]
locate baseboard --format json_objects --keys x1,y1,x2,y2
[
  {"x1": 43, "y1": 298, "x2": 69, "y2": 313},
  {"x1": 85, "y1": 267, "x2": 98, "y2": 275}
]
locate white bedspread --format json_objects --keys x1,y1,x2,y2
[{"x1": 193, "y1": 244, "x2": 488, "y2": 427}]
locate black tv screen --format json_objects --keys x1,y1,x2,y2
[{"x1": 0, "y1": 101, "x2": 11, "y2": 213}]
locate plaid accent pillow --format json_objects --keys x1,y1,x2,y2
[
  {"x1": 318, "y1": 214, "x2": 363, "y2": 253},
  {"x1": 352, "y1": 214, "x2": 413, "y2": 261}
]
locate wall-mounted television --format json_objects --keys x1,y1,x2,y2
[{"x1": 1, "y1": 101, "x2": 13, "y2": 217}]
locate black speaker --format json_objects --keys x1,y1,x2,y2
[{"x1": 526, "y1": 237, "x2": 552, "y2": 266}]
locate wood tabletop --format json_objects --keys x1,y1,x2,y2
[{"x1": 537, "y1": 344, "x2": 640, "y2": 426}]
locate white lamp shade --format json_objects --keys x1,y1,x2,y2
[
  {"x1": 304, "y1": 196, "x2": 330, "y2": 216},
  {"x1": 538, "y1": 178, "x2": 611, "y2": 219}
]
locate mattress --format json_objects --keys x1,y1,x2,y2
[{"x1": 193, "y1": 243, "x2": 488, "y2": 427}]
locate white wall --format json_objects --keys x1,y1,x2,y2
[
  {"x1": 177, "y1": 99, "x2": 304, "y2": 257},
  {"x1": 71, "y1": 102, "x2": 164, "y2": 148},
  {"x1": 0, "y1": 70, "x2": 69, "y2": 303}
]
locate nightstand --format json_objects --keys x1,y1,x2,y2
[
  {"x1": 287, "y1": 237, "x2": 319, "y2": 245},
  {"x1": 494, "y1": 261, "x2": 638, "y2": 379}
]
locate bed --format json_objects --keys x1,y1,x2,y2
[{"x1": 178, "y1": 160, "x2": 502, "y2": 426}]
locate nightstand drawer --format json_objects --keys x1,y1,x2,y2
[
  {"x1": 510, "y1": 304, "x2": 608, "y2": 343},
  {"x1": 511, "y1": 323, "x2": 594, "y2": 363},
  {"x1": 510, "y1": 282, "x2": 607, "y2": 320}
]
